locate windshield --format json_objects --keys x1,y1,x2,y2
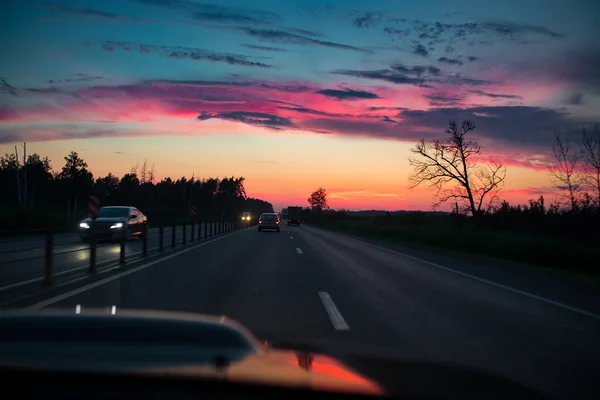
[
  {"x1": 99, "y1": 208, "x2": 129, "y2": 218},
  {"x1": 1, "y1": 1, "x2": 599, "y2": 399}
]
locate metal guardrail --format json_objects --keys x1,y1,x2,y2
[{"x1": 4, "y1": 219, "x2": 252, "y2": 288}]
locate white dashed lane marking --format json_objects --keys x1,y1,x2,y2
[
  {"x1": 295, "y1": 247, "x2": 303, "y2": 254},
  {"x1": 318, "y1": 291, "x2": 350, "y2": 330}
]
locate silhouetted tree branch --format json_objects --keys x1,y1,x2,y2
[
  {"x1": 580, "y1": 125, "x2": 600, "y2": 211},
  {"x1": 550, "y1": 133, "x2": 581, "y2": 212},
  {"x1": 409, "y1": 120, "x2": 506, "y2": 216}
]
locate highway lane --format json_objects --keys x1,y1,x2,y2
[
  {"x1": 0, "y1": 223, "x2": 230, "y2": 295},
  {"x1": 17, "y1": 224, "x2": 600, "y2": 398}
]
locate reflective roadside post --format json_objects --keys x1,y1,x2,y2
[
  {"x1": 182, "y1": 221, "x2": 187, "y2": 245},
  {"x1": 142, "y1": 224, "x2": 148, "y2": 257},
  {"x1": 159, "y1": 225, "x2": 164, "y2": 252},
  {"x1": 190, "y1": 219, "x2": 195, "y2": 242},
  {"x1": 189, "y1": 206, "x2": 196, "y2": 242},
  {"x1": 118, "y1": 231, "x2": 126, "y2": 267},
  {"x1": 44, "y1": 230, "x2": 53, "y2": 286},
  {"x1": 204, "y1": 219, "x2": 207, "y2": 240},
  {"x1": 88, "y1": 196, "x2": 100, "y2": 273},
  {"x1": 172, "y1": 223, "x2": 176, "y2": 248}
]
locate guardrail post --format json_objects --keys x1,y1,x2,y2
[
  {"x1": 172, "y1": 224, "x2": 176, "y2": 248},
  {"x1": 89, "y1": 235, "x2": 97, "y2": 273},
  {"x1": 190, "y1": 220, "x2": 195, "y2": 242},
  {"x1": 204, "y1": 220, "x2": 207, "y2": 240},
  {"x1": 210, "y1": 220, "x2": 214, "y2": 237},
  {"x1": 44, "y1": 230, "x2": 54, "y2": 286},
  {"x1": 142, "y1": 224, "x2": 148, "y2": 257},
  {"x1": 119, "y1": 235, "x2": 126, "y2": 266},
  {"x1": 159, "y1": 225, "x2": 164, "y2": 252},
  {"x1": 182, "y1": 221, "x2": 187, "y2": 245}
]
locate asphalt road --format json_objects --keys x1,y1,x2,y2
[
  {"x1": 4, "y1": 223, "x2": 600, "y2": 398},
  {"x1": 0, "y1": 222, "x2": 229, "y2": 297}
]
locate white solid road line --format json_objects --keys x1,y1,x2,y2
[
  {"x1": 296, "y1": 248, "x2": 303, "y2": 255},
  {"x1": 23, "y1": 228, "x2": 250, "y2": 311},
  {"x1": 318, "y1": 228, "x2": 600, "y2": 321},
  {"x1": 290, "y1": 236, "x2": 293, "y2": 239},
  {"x1": 318, "y1": 291, "x2": 350, "y2": 330}
]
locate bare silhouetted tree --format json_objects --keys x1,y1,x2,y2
[
  {"x1": 550, "y1": 133, "x2": 581, "y2": 212},
  {"x1": 580, "y1": 125, "x2": 600, "y2": 210},
  {"x1": 409, "y1": 120, "x2": 506, "y2": 216}
]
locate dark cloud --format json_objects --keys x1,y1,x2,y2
[
  {"x1": 438, "y1": 57, "x2": 463, "y2": 65},
  {"x1": 383, "y1": 19, "x2": 565, "y2": 50},
  {"x1": 0, "y1": 125, "x2": 122, "y2": 144},
  {"x1": 397, "y1": 105, "x2": 576, "y2": 147},
  {"x1": 287, "y1": 27, "x2": 322, "y2": 38},
  {"x1": 44, "y1": 74, "x2": 105, "y2": 84},
  {"x1": 316, "y1": 88, "x2": 379, "y2": 100},
  {"x1": 48, "y1": 5, "x2": 119, "y2": 19},
  {"x1": 413, "y1": 44, "x2": 429, "y2": 57},
  {"x1": 92, "y1": 41, "x2": 272, "y2": 68},
  {"x1": 352, "y1": 12, "x2": 383, "y2": 28},
  {"x1": 470, "y1": 90, "x2": 523, "y2": 100},
  {"x1": 467, "y1": 56, "x2": 479, "y2": 62},
  {"x1": 134, "y1": 0, "x2": 280, "y2": 25},
  {"x1": 198, "y1": 111, "x2": 293, "y2": 130},
  {"x1": 549, "y1": 49, "x2": 600, "y2": 93},
  {"x1": 241, "y1": 44, "x2": 287, "y2": 52},
  {"x1": 483, "y1": 22, "x2": 565, "y2": 40},
  {"x1": 276, "y1": 106, "x2": 348, "y2": 118},
  {"x1": 239, "y1": 28, "x2": 370, "y2": 53},
  {"x1": 0, "y1": 78, "x2": 17, "y2": 96},
  {"x1": 367, "y1": 106, "x2": 409, "y2": 112},
  {"x1": 566, "y1": 92, "x2": 584, "y2": 105},
  {"x1": 382, "y1": 116, "x2": 396, "y2": 123},
  {"x1": 114, "y1": 151, "x2": 126, "y2": 155},
  {"x1": 423, "y1": 93, "x2": 468, "y2": 106},
  {"x1": 332, "y1": 63, "x2": 491, "y2": 87}
]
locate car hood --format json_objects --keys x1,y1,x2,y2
[
  {"x1": 81, "y1": 217, "x2": 128, "y2": 224},
  {"x1": 0, "y1": 309, "x2": 547, "y2": 398},
  {"x1": 0, "y1": 309, "x2": 384, "y2": 396}
]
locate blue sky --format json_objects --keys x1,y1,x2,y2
[{"x1": 1, "y1": 0, "x2": 599, "y2": 210}]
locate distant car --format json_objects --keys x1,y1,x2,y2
[
  {"x1": 258, "y1": 213, "x2": 280, "y2": 232},
  {"x1": 79, "y1": 206, "x2": 148, "y2": 241}
]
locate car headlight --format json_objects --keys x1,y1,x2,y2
[
  {"x1": 79, "y1": 222, "x2": 90, "y2": 229},
  {"x1": 110, "y1": 223, "x2": 124, "y2": 229}
]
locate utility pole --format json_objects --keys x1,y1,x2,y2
[
  {"x1": 14, "y1": 145, "x2": 21, "y2": 206},
  {"x1": 22, "y1": 142, "x2": 27, "y2": 208}
]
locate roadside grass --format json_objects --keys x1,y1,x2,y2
[{"x1": 308, "y1": 216, "x2": 600, "y2": 277}]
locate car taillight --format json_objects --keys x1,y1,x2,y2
[
  {"x1": 276, "y1": 221, "x2": 280, "y2": 224},
  {"x1": 259, "y1": 220, "x2": 262, "y2": 224}
]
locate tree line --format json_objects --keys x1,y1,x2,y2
[
  {"x1": 306, "y1": 120, "x2": 599, "y2": 243},
  {"x1": 0, "y1": 149, "x2": 274, "y2": 231}
]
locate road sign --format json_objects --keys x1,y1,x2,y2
[
  {"x1": 190, "y1": 205, "x2": 197, "y2": 217},
  {"x1": 88, "y1": 196, "x2": 100, "y2": 219}
]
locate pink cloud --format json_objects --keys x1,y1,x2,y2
[{"x1": 1, "y1": 78, "x2": 588, "y2": 174}]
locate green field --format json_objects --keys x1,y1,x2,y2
[{"x1": 307, "y1": 214, "x2": 600, "y2": 277}]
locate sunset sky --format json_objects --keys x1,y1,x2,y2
[{"x1": 1, "y1": 0, "x2": 599, "y2": 212}]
